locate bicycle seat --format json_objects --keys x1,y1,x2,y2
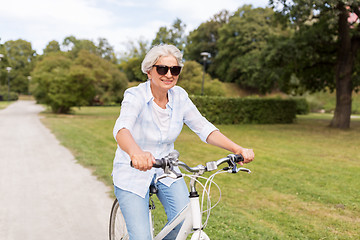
[{"x1": 149, "y1": 185, "x2": 158, "y2": 195}]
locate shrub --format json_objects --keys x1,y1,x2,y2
[
  {"x1": 190, "y1": 96, "x2": 297, "y2": 124},
  {"x1": 0, "y1": 85, "x2": 19, "y2": 101},
  {"x1": 31, "y1": 51, "x2": 128, "y2": 113},
  {"x1": 293, "y1": 98, "x2": 309, "y2": 115}
]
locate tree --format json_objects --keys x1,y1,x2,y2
[
  {"x1": 62, "y1": 35, "x2": 97, "y2": 58},
  {"x1": 74, "y1": 50, "x2": 128, "y2": 104},
  {"x1": 0, "y1": 39, "x2": 8, "y2": 87},
  {"x1": 185, "y1": 10, "x2": 230, "y2": 77},
  {"x1": 120, "y1": 57, "x2": 147, "y2": 82},
  {"x1": 31, "y1": 50, "x2": 128, "y2": 113},
  {"x1": 152, "y1": 18, "x2": 187, "y2": 52},
  {"x1": 270, "y1": 0, "x2": 360, "y2": 129},
  {"x1": 215, "y1": 5, "x2": 285, "y2": 91},
  {"x1": 96, "y1": 38, "x2": 117, "y2": 64},
  {"x1": 2, "y1": 39, "x2": 36, "y2": 94},
  {"x1": 178, "y1": 61, "x2": 226, "y2": 96},
  {"x1": 62, "y1": 36, "x2": 117, "y2": 63},
  {"x1": 43, "y1": 40, "x2": 61, "y2": 55},
  {"x1": 119, "y1": 39, "x2": 150, "y2": 82},
  {"x1": 31, "y1": 52, "x2": 94, "y2": 113}
]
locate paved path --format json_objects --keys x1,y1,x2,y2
[{"x1": 0, "y1": 101, "x2": 114, "y2": 240}]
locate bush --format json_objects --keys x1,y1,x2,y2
[
  {"x1": 293, "y1": 98, "x2": 309, "y2": 115},
  {"x1": 190, "y1": 96, "x2": 297, "y2": 124},
  {"x1": 31, "y1": 51, "x2": 128, "y2": 113},
  {"x1": 0, "y1": 85, "x2": 19, "y2": 101}
]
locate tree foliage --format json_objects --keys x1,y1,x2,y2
[
  {"x1": 31, "y1": 50, "x2": 127, "y2": 113},
  {"x1": 43, "y1": 40, "x2": 61, "y2": 55},
  {"x1": 62, "y1": 35, "x2": 117, "y2": 63},
  {"x1": 178, "y1": 61, "x2": 225, "y2": 96},
  {"x1": 185, "y1": 10, "x2": 230, "y2": 77},
  {"x1": 74, "y1": 50, "x2": 128, "y2": 104},
  {"x1": 215, "y1": 5, "x2": 286, "y2": 91},
  {"x1": 118, "y1": 39, "x2": 150, "y2": 82},
  {"x1": 1, "y1": 39, "x2": 36, "y2": 94},
  {"x1": 152, "y1": 18, "x2": 187, "y2": 52},
  {"x1": 270, "y1": 0, "x2": 360, "y2": 128}
]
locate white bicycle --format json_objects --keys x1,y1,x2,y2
[{"x1": 109, "y1": 151, "x2": 251, "y2": 240}]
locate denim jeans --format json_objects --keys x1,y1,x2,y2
[{"x1": 114, "y1": 176, "x2": 189, "y2": 240}]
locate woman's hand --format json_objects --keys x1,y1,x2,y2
[
  {"x1": 236, "y1": 147, "x2": 255, "y2": 165},
  {"x1": 130, "y1": 151, "x2": 155, "y2": 171}
]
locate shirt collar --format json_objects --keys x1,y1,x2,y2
[
  {"x1": 145, "y1": 80, "x2": 153, "y2": 104},
  {"x1": 145, "y1": 80, "x2": 174, "y2": 110}
]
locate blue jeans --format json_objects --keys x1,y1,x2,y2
[{"x1": 114, "y1": 177, "x2": 189, "y2": 240}]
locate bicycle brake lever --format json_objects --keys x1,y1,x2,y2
[
  {"x1": 225, "y1": 166, "x2": 251, "y2": 174},
  {"x1": 234, "y1": 167, "x2": 251, "y2": 174},
  {"x1": 155, "y1": 171, "x2": 183, "y2": 183}
]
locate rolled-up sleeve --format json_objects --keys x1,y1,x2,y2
[
  {"x1": 183, "y1": 96, "x2": 218, "y2": 143},
  {"x1": 113, "y1": 89, "x2": 143, "y2": 140}
]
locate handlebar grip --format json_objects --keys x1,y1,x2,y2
[
  {"x1": 152, "y1": 159, "x2": 164, "y2": 168},
  {"x1": 130, "y1": 159, "x2": 164, "y2": 168},
  {"x1": 234, "y1": 154, "x2": 244, "y2": 163}
]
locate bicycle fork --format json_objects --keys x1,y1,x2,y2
[
  {"x1": 176, "y1": 196, "x2": 210, "y2": 240},
  {"x1": 176, "y1": 175, "x2": 210, "y2": 240}
]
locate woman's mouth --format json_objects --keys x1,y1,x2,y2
[{"x1": 161, "y1": 79, "x2": 173, "y2": 84}]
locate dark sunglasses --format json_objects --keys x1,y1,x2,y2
[{"x1": 153, "y1": 65, "x2": 182, "y2": 76}]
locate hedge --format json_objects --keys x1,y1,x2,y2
[
  {"x1": 293, "y1": 98, "x2": 309, "y2": 115},
  {"x1": 190, "y1": 96, "x2": 300, "y2": 124}
]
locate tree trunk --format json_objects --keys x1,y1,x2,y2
[{"x1": 330, "y1": 2, "x2": 353, "y2": 129}]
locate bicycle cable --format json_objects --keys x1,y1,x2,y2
[{"x1": 184, "y1": 170, "x2": 227, "y2": 230}]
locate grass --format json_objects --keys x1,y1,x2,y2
[
  {"x1": 0, "y1": 101, "x2": 12, "y2": 109},
  {"x1": 40, "y1": 106, "x2": 360, "y2": 239},
  {"x1": 302, "y1": 91, "x2": 360, "y2": 114}
]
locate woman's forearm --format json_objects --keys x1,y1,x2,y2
[
  {"x1": 206, "y1": 130, "x2": 243, "y2": 153},
  {"x1": 116, "y1": 128, "x2": 155, "y2": 171},
  {"x1": 206, "y1": 130, "x2": 255, "y2": 163},
  {"x1": 116, "y1": 128, "x2": 143, "y2": 156}
]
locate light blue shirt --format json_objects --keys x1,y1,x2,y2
[{"x1": 112, "y1": 80, "x2": 218, "y2": 198}]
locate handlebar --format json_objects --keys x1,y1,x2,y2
[
  {"x1": 130, "y1": 150, "x2": 251, "y2": 192},
  {"x1": 144, "y1": 150, "x2": 251, "y2": 176}
]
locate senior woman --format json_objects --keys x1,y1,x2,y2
[{"x1": 112, "y1": 44, "x2": 254, "y2": 240}]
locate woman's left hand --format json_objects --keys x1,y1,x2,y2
[{"x1": 236, "y1": 148, "x2": 255, "y2": 165}]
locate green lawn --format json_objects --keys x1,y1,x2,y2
[
  {"x1": 41, "y1": 106, "x2": 360, "y2": 239},
  {"x1": 0, "y1": 101, "x2": 12, "y2": 109}
]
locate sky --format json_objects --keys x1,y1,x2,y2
[{"x1": 0, "y1": 0, "x2": 269, "y2": 55}]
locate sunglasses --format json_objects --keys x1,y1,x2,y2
[{"x1": 153, "y1": 65, "x2": 182, "y2": 76}]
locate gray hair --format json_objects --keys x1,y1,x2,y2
[{"x1": 141, "y1": 44, "x2": 183, "y2": 74}]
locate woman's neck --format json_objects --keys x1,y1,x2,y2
[{"x1": 150, "y1": 85, "x2": 168, "y2": 109}]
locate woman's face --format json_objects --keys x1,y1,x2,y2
[{"x1": 147, "y1": 55, "x2": 181, "y2": 93}]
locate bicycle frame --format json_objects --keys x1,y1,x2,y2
[
  {"x1": 109, "y1": 152, "x2": 250, "y2": 240},
  {"x1": 152, "y1": 195, "x2": 209, "y2": 240}
]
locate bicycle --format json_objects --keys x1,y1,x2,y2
[{"x1": 109, "y1": 150, "x2": 251, "y2": 240}]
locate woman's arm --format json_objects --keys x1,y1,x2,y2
[
  {"x1": 206, "y1": 130, "x2": 255, "y2": 164},
  {"x1": 116, "y1": 128, "x2": 155, "y2": 171}
]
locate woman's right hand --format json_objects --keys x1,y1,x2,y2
[{"x1": 130, "y1": 151, "x2": 155, "y2": 171}]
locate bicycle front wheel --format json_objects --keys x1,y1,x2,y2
[{"x1": 109, "y1": 199, "x2": 129, "y2": 240}]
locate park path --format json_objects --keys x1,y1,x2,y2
[{"x1": 0, "y1": 100, "x2": 114, "y2": 240}]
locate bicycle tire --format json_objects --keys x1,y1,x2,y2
[{"x1": 109, "y1": 198, "x2": 129, "y2": 240}]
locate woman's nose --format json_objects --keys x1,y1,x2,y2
[{"x1": 165, "y1": 69, "x2": 172, "y2": 77}]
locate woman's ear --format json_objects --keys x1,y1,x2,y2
[{"x1": 147, "y1": 70, "x2": 152, "y2": 80}]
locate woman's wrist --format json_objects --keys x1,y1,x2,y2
[{"x1": 232, "y1": 145, "x2": 245, "y2": 155}]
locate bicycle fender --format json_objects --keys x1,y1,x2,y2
[{"x1": 190, "y1": 230, "x2": 210, "y2": 240}]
